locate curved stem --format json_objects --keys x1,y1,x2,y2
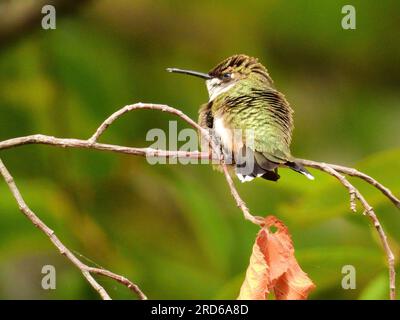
[{"x1": 0, "y1": 102, "x2": 397, "y2": 299}]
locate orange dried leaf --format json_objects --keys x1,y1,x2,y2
[{"x1": 238, "y1": 216, "x2": 315, "y2": 300}]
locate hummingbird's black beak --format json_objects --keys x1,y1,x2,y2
[{"x1": 166, "y1": 68, "x2": 212, "y2": 80}]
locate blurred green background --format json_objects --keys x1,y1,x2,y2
[{"x1": 0, "y1": 0, "x2": 399, "y2": 299}]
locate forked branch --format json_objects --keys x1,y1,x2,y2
[
  {"x1": 297, "y1": 160, "x2": 396, "y2": 300},
  {"x1": 0, "y1": 103, "x2": 398, "y2": 299},
  {"x1": 0, "y1": 158, "x2": 147, "y2": 300}
]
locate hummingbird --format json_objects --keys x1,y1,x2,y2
[{"x1": 167, "y1": 54, "x2": 314, "y2": 182}]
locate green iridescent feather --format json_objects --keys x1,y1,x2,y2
[{"x1": 204, "y1": 54, "x2": 294, "y2": 164}]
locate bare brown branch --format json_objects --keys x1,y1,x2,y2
[
  {"x1": 220, "y1": 162, "x2": 264, "y2": 225},
  {"x1": 0, "y1": 102, "x2": 398, "y2": 299},
  {"x1": 299, "y1": 160, "x2": 396, "y2": 300},
  {"x1": 88, "y1": 103, "x2": 266, "y2": 226},
  {"x1": 0, "y1": 134, "x2": 209, "y2": 160},
  {"x1": 0, "y1": 158, "x2": 147, "y2": 300},
  {"x1": 88, "y1": 267, "x2": 147, "y2": 300},
  {"x1": 298, "y1": 159, "x2": 400, "y2": 209},
  {"x1": 89, "y1": 103, "x2": 210, "y2": 143}
]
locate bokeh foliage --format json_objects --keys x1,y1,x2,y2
[{"x1": 0, "y1": 0, "x2": 399, "y2": 299}]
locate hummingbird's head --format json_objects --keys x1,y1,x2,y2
[{"x1": 167, "y1": 54, "x2": 273, "y2": 101}]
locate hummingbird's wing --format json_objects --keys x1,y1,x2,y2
[
  {"x1": 198, "y1": 102, "x2": 214, "y2": 153},
  {"x1": 228, "y1": 88, "x2": 294, "y2": 165},
  {"x1": 231, "y1": 89, "x2": 314, "y2": 180},
  {"x1": 198, "y1": 102, "x2": 213, "y2": 129}
]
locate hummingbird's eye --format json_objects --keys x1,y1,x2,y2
[{"x1": 221, "y1": 73, "x2": 232, "y2": 80}]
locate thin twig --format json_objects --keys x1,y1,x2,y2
[
  {"x1": 0, "y1": 158, "x2": 147, "y2": 300},
  {"x1": 220, "y1": 162, "x2": 264, "y2": 225},
  {"x1": 0, "y1": 102, "x2": 397, "y2": 299},
  {"x1": 88, "y1": 267, "x2": 147, "y2": 300},
  {"x1": 299, "y1": 161, "x2": 396, "y2": 300},
  {"x1": 89, "y1": 103, "x2": 210, "y2": 143},
  {"x1": 0, "y1": 134, "x2": 209, "y2": 160},
  {"x1": 88, "y1": 103, "x2": 265, "y2": 225},
  {"x1": 1, "y1": 138, "x2": 398, "y2": 214},
  {"x1": 298, "y1": 159, "x2": 400, "y2": 209}
]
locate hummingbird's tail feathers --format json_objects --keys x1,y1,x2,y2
[
  {"x1": 236, "y1": 173, "x2": 256, "y2": 183},
  {"x1": 286, "y1": 161, "x2": 314, "y2": 180},
  {"x1": 236, "y1": 170, "x2": 280, "y2": 183},
  {"x1": 260, "y1": 170, "x2": 280, "y2": 182},
  {"x1": 235, "y1": 152, "x2": 280, "y2": 183}
]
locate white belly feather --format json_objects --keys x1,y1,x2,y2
[{"x1": 214, "y1": 117, "x2": 233, "y2": 151}]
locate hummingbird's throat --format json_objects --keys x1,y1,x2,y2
[{"x1": 206, "y1": 78, "x2": 236, "y2": 101}]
